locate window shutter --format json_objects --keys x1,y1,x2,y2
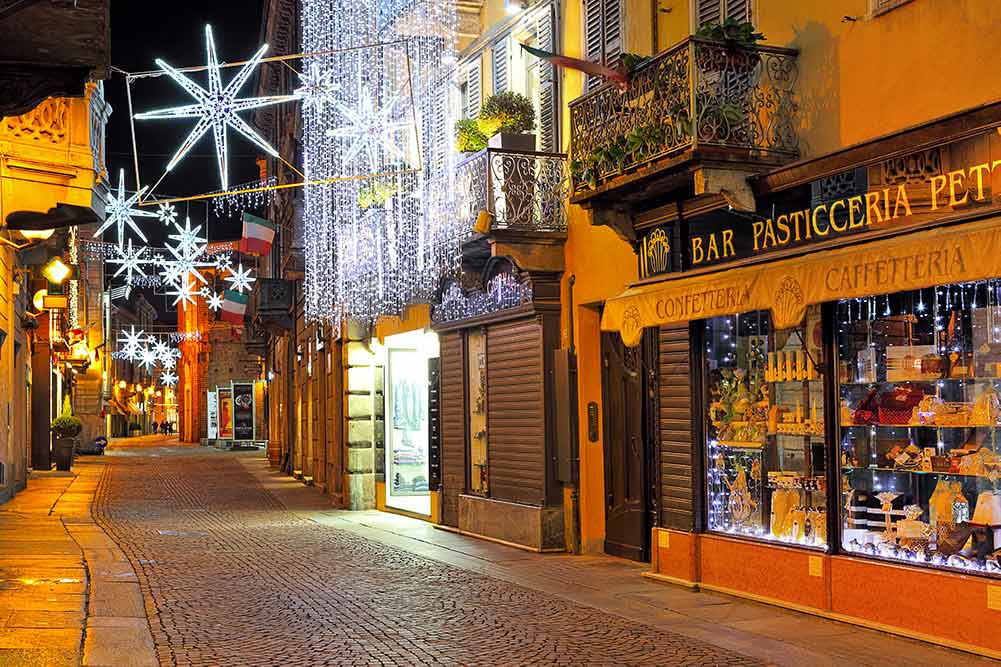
[
  {"x1": 492, "y1": 38, "x2": 508, "y2": 94},
  {"x1": 697, "y1": 0, "x2": 721, "y2": 26},
  {"x1": 584, "y1": 0, "x2": 603, "y2": 91},
  {"x1": 725, "y1": 0, "x2": 751, "y2": 21},
  {"x1": 536, "y1": 6, "x2": 557, "y2": 152},
  {"x1": 602, "y1": 0, "x2": 621, "y2": 70},
  {"x1": 466, "y1": 59, "x2": 482, "y2": 119}
]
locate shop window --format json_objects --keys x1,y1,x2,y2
[
  {"x1": 839, "y1": 281, "x2": 1001, "y2": 577},
  {"x1": 705, "y1": 306, "x2": 828, "y2": 548},
  {"x1": 467, "y1": 329, "x2": 488, "y2": 495}
]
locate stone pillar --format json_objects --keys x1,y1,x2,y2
[{"x1": 344, "y1": 320, "x2": 383, "y2": 510}]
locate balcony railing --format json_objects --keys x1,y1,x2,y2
[
  {"x1": 569, "y1": 37, "x2": 798, "y2": 192},
  {"x1": 456, "y1": 147, "x2": 570, "y2": 234}
]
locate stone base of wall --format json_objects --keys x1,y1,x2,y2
[{"x1": 458, "y1": 494, "x2": 565, "y2": 551}]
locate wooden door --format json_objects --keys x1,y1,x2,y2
[{"x1": 601, "y1": 330, "x2": 656, "y2": 561}]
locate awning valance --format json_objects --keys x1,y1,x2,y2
[{"x1": 602, "y1": 216, "x2": 1001, "y2": 346}]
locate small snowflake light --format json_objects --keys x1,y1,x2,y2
[
  {"x1": 167, "y1": 280, "x2": 199, "y2": 307},
  {"x1": 94, "y1": 169, "x2": 159, "y2": 248},
  {"x1": 108, "y1": 239, "x2": 149, "y2": 286},
  {"x1": 157, "y1": 202, "x2": 178, "y2": 226},
  {"x1": 225, "y1": 262, "x2": 256, "y2": 293},
  {"x1": 118, "y1": 325, "x2": 146, "y2": 360},
  {"x1": 213, "y1": 252, "x2": 233, "y2": 271},
  {"x1": 134, "y1": 25, "x2": 297, "y2": 190},
  {"x1": 153, "y1": 340, "x2": 171, "y2": 361},
  {"x1": 326, "y1": 86, "x2": 410, "y2": 169},
  {"x1": 295, "y1": 63, "x2": 339, "y2": 113},
  {"x1": 206, "y1": 292, "x2": 224, "y2": 311},
  {"x1": 138, "y1": 346, "x2": 159, "y2": 371},
  {"x1": 159, "y1": 371, "x2": 178, "y2": 387},
  {"x1": 162, "y1": 356, "x2": 177, "y2": 371}
]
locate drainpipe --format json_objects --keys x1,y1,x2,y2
[{"x1": 568, "y1": 274, "x2": 581, "y2": 554}]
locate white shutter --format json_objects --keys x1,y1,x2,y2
[
  {"x1": 536, "y1": 6, "x2": 557, "y2": 152},
  {"x1": 466, "y1": 59, "x2": 482, "y2": 118},
  {"x1": 492, "y1": 38, "x2": 508, "y2": 94}
]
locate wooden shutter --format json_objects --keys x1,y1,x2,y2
[
  {"x1": 486, "y1": 318, "x2": 545, "y2": 506},
  {"x1": 699, "y1": 0, "x2": 750, "y2": 25},
  {"x1": 658, "y1": 323, "x2": 697, "y2": 531},
  {"x1": 492, "y1": 38, "x2": 508, "y2": 94},
  {"x1": 439, "y1": 332, "x2": 466, "y2": 526},
  {"x1": 697, "y1": 0, "x2": 721, "y2": 25},
  {"x1": 725, "y1": 0, "x2": 751, "y2": 21},
  {"x1": 466, "y1": 59, "x2": 482, "y2": 119},
  {"x1": 584, "y1": 0, "x2": 622, "y2": 92},
  {"x1": 536, "y1": 5, "x2": 557, "y2": 152}
]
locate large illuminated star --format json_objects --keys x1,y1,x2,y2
[
  {"x1": 325, "y1": 86, "x2": 411, "y2": 169},
  {"x1": 295, "y1": 63, "x2": 339, "y2": 113},
  {"x1": 108, "y1": 239, "x2": 150, "y2": 287},
  {"x1": 206, "y1": 292, "x2": 224, "y2": 312},
  {"x1": 117, "y1": 325, "x2": 146, "y2": 361},
  {"x1": 167, "y1": 280, "x2": 199, "y2": 307},
  {"x1": 168, "y1": 216, "x2": 207, "y2": 255},
  {"x1": 93, "y1": 170, "x2": 159, "y2": 248},
  {"x1": 134, "y1": 24, "x2": 297, "y2": 190},
  {"x1": 224, "y1": 263, "x2": 256, "y2": 293}
]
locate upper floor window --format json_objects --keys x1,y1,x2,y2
[
  {"x1": 696, "y1": 0, "x2": 752, "y2": 27},
  {"x1": 583, "y1": 0, "x2": 621, "y2": 92}
]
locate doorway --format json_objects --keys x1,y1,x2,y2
[{"x1": 601, "y1": 330, "x2": 657, "y2": 561}]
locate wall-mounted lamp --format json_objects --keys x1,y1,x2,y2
[{"x1": 42, "y1": 256, "x2": 71, "y2": 285}]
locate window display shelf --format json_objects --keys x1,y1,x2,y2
[
  {"x1": 842, "y1": 465, "x2": 992, "y2": 478},
  {"x1": 842, "y1": 423, "x2": 1000, "y2": 429},
  {"x1": 841, "y1": 377, "x2": 1001, "y2": 388}
]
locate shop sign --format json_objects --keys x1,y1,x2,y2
[
  {"x1": 640, "y1": 134, "x2": 1001, "y2": 276},
  {"x1": 231, "y1": 382, "x2": 255, "y2": 441},
  {"x1": 206, "y1": 390, "x2": 218, "y2": 440}
]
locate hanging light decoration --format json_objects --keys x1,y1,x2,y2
[{"x1": 300, "y1": 0, "x2": 460, "y2": 328}]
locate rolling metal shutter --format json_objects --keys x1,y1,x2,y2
[
  {"x1": 658, "y1": 323, "x2": 697, "y2": 530},
  {"x1": 486, "y1": 318, "x2": 546, "y2": 505},
  {"x1": 439, "y1": 331, "x2": 466, "y2": 526}
]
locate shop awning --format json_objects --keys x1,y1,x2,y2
[{"x1": 602, "y1": 216, "x2": 1001, "y2": 346}]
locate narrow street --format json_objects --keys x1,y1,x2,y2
[{"x1": 0, "y1": 436, "x2": 985, "y2": 667}]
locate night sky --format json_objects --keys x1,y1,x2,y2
[{"x1": 105, "y1": 0, "x2": 266, "y2": 321}]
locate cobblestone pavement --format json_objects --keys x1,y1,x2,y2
[{"x1": 94, "y1": 452, "x2": 761, "y2": 666}]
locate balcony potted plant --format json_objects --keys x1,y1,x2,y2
[
  {"x1": 50, "y1": 396, "x2": 82, "y2": 471},
  {"x1": 455, "y1": 118, "x2": 488, "y2": 153},
  {"x1": 479, "y1": 91, "x2": 537, "y2": 152},
  {"x1": 694, "y1": 18, "x2": 766, "y2": 141}
]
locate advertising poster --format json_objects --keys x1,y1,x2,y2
[
  {"x1": 206, "y1": 390, "x2": 219, "y2": 439},
  {"x1": 231, "y1": 382, "x2": 255, "y2": 441},
  {"x1": 218, "y1": 387, "x2": 234, "y2": 439}
]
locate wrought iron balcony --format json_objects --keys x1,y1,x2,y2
[
  {"x1": 455, "y1": 147, "x2": 570, "y2": 234},
  {"x1": 569, "y1": 37, "x2": 798, "y2": 195}
]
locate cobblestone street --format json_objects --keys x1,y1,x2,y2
[{"x1": 93, "y1": 447, "x2": 758, "y2": 666}]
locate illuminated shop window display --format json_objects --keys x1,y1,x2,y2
[
  {"x1": 705, "y1": 306, "x2": 828, "y2": 548},
  {"x1": 838, "y1": 281, "x2": 1001, "y2": 576}
]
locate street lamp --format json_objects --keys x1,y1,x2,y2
[{"x1": 42, "y1": 257, "x2": 71, "y2": 285}]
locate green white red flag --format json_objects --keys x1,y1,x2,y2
[
  {"x1": 520, "y1": 43, "x2": 630, "y2": 88},
  {"x1": 219, "y1": 289, "x2": 249, "y2": 325},
  {"x1": 240, "y1": 213, "x2": 276, "y2": 256}
]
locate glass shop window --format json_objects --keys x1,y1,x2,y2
[
  {"x1": 705, "y1": 306, "x2": 828, "y2": 548},
  {"x1": 467, "y1": 330, "x2": 488, "y2": 495},
  {"x1": 839, "y1": 281, "x2": 1001, "y2": 577}
]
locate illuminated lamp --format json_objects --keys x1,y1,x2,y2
[
  {"x1": 118, "y1": 380, "x2": 127, "y2": 389},
  {"x1": 42, "y1": 257, "x2": 71, "y2": 284},
  {"x1": 32, "y1": 289, "x2": 47, "y2": 310},
  {"x1": 18, "y1": 228, "x2": 54, "y2": 241},
  {"x1": 505, "y1": 0, "x2": 524, "y2": 14}
]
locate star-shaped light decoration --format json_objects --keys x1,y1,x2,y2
[
  {"x1": 134, "y1": 25, "x2": 298, "y2": 190},
  {"x1": 213, "y1": 252, "x2": 233, "y2": 271},
  {"x1": 206, "y1": 292, "x2": 224, "y2": 312},
  {"x1": 161, "y1": 356, "x2": 177, "y2": 371},
  {"x1": 93, "y1": 170, "x2": 159, "y2": 248},
  {"x1": 108, "y1": 239, "x2": 150, "y2": 287},
  {"x1": 138, "y1": 346, "x2": 159, "y2": 371},
  {"x1": 157, "y1": 202, "x2": 178, "y2": 226},
  {"x1": 224, "y1": 262, "x2": 256, "y2": 293},
  {"x1": 325, "y1": 86, "x2": 411, "y2": 169},
  {"x1": 167, "y1": 280, "x2": 199, "y2": 307},
  {"x1": 153, "y1": 340, "x2": 171, "y2": 361},
  {"x1": 168, "y1": 216, "x2": 208, "y2": 256},
  {"x1": 160, "y1": 371, "x2": 178, "y2": 387},
  {"x1": 117, "y1": 325, "x2": 146, "y2": 361},
  {"x1": 294, "y1": 63, "x2": 339, "y2": 113}
]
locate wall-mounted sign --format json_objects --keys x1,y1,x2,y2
[
  {"x1": 217, "y1": 387, "x2": 233, "y2": 439},
  {"x1": 206, "y1": 390, "x2": 219, "y2": 440},
  {"x1": 231, "y1": 382, "x2": 255, "y2": 441}
]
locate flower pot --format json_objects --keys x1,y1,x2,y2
[
  {"x1": 488, "y1": 132, "x2": 536, "y2": 152},
  {"x1": 52, "y1": 437, "x2": 75, "y2": 471}
]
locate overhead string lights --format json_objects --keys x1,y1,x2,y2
[{"x1": 300, "y1": 0, "x2": 460, "y2": 328}]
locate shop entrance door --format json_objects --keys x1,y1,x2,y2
[{"x1": 601, "y1": 330, "x2": 655, "y2": 561}]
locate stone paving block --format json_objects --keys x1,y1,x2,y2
[
  {"x1": 88, "y1": 582, "x2": 145, "y2": 618},
  {"x1": 5, "y1": 610, "x2": 84, "y2": 629}
]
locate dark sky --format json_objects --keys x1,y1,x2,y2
[{"x1": 106, "y1": 0, "x2": 266, "y2": 321}]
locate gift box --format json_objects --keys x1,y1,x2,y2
[{"x1": 878, "y1": 386, "x2": 924, "y2": 425}]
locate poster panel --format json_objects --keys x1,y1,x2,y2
[
  {"x1": 218, "y1": 387, "x2": 234, "y2": 439},
  {"x1": 231, "y1": 382, "x2": 255, "y2": 441},
  {"x1": 206, "y1": 390, "x2": 219, "y2": 440}
]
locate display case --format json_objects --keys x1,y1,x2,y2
[
  {"x1": 705, "y1": 306, "x2": 828, "y2": 548},
  {"x1": 838, "y1": 281, "x2": 1001, "y2": 576}
]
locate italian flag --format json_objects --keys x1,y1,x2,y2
[
  {"x1": 240, "y1": 213, "x2": 276, "y2": 256},
  {"x1": 520, "y1": 43, "x2": 630, "y2": 88},
  {"x1": 219, "y1": 289, "x2": 249, "y2": 325}
]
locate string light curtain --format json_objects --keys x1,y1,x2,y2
[{"x1": 301, "y1": 0, "x2": 459, "y2": 328}]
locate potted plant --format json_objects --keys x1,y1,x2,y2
[
  {"x1": 455, "y1": 118, "x2": 489, "y2": 153},
  {"x1": 479, "y1": 91, "x2": 537, "y2": 151},
  {"x1": 695, "y1": 17, "x2": 765, "y2": 49},
  {"x1": 50, "y1": 396, "x2": 82, "y2": 471}
]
